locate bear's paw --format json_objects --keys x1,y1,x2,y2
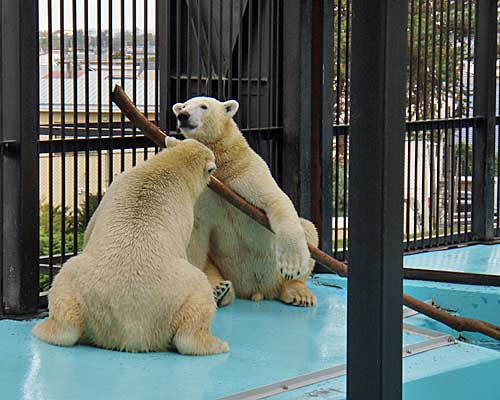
[{"x1": 213, "y1": 280, "x2": 234, "y2": 307}]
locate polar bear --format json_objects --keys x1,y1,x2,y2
[
  {"x1": 173, "y1": 97, "x2": 319, "y2": 307},
  {"x1": 33, "y1": 138, "x2": 229, "y2": 355}
]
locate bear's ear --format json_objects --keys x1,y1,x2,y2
[
  {"x1": 172, "y1": 102, "x2": 184, "y2": 116},
  {"x1": 165, "y1": 136, "x2": 181, "y2": 148},
  {"x1": 222, "y1": 100, "x2": 239, "y2": 118}
]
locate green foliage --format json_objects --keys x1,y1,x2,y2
[
  {"x1": 333, "y1": 164, "x2": 349, "y2": 217},
  {"x1": 39, "y1": 194, "x2": 101, "y2": 289},
  {"x1": 406, "y1": 0, "x2": 474, "y2": 120},
  {"x1": 333, "y1": 1, "x2": 477, "y2": 123}
]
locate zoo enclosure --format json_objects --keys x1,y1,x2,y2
[
  {"x1": 1, "y1": 0, "x2": 500, "y2": 311},
  {"x1": 332, "y1": 0, "x2": 499, "y2": 259}
]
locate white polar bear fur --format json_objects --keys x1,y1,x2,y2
[
  {"x1": 173, "y1": 97, "x2": 319, "y2": 307},
  {"x1": 33, "y1": 139, "x2": 229, "y2": 355}
]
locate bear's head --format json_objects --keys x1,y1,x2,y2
[
  {"x1": 172, "y1": 97, "x2": 239, "y2": 144},
  {"x1": 164, "y1": 137, "x2": 216, "y2": 191}
]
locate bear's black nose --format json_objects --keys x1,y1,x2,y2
[{"x1": 177, "y1": 112, "x2": 190, "y2": 122}]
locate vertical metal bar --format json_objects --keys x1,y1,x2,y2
[
  {"x1": 208, "y1": 0, "x2": 213, "y2": 96},
  {"x1": 197, "y1": 0, "x2": 202, "y2": 96},
  {"x1": 472, "y1": 0, "x2": 497, "y2": 240},
  {"x1": 421, "y1": 0, "x2": 429, "y2": 243},
  {"x1": 256, "y1": 0, "x2": 262, "y2": 153},
  {"x1": 458, "y1": 0, "x2": 466, "y2": 239},
  {"x1": 311, "y1": 0, "x2": 332, "y2": 254},
  {"x1": 237, "y1": 0, "x2": 243, "y2": 126},
  {"x1": 450, "y1": 0, "x2": 458, "y2": 241},
  {"x1": 175, "y1": 0, "x2": 181, "y2": 101},
  {"x1": 108, "y1": 0, "x2": 114, "y2": 184},
  {"x1": 1, "y1": 0, "x2": 40, "y2": 314},
  {"x1": 246, "y1": 0, "x2": 252, "y2": 129},
  {"x1": 266, "y1": 0, "x2": 272, "y2": 168},
  {"x1": 97, "y1": 0, "x2": 103, "y2": 200},
  {"x1": 218, "y1": 0, "x2": 223, "y2": 99},
  {"x1": 281, "y1": 2, "x2": 312, "y2": 217},
  {"x1": 186, "y1": 0, "x2": 191, "y2": 98},
  {"x1": 436, "y1": 0, "x2": 444, "y2": 244},
  {"x1": 60, "y1": 0, "x2": 66, "y2": 264},
  {"x1": 120, "y1": 0, "x2": 125, "y2": 171},
  {"x1": 348, "y1": 1, "x2": 407, "y2": 399},
  {"x1": 72, "y1": 0, "x2": 78, "y2": 255},
  {"x1": 444, "y1": 1, "x2": 451, "y2": 240},
  {"x1": 229, "y1": 0, "x2": 234, "y2": 100},
  {"x1": 158, "y1": 0, "x2": 170, "y2": 131},
  {"x1": 84, "y1": 0, "x2": 90, "y2": 226},
  {"x1": 47, "y1": 0, "x2": 54, "y2": 283},
  {"x1": 415, "y1": 0, "x2": 422, "y2": 121},
  {"x1": 132, "y1": 0, "x2": 137, "y2": 166},
  {"x1": 466, "y1": 0, "x2": 472, "y2": 234},
  {"x1": 343, "y1": 1, "x2": 350, "y2": 255},
  {"x1": 429, "y1": 0, "x2": 437, "y2": 244},
  {"x1": 143, "y1": 0, "x2": 149, "y2": 160},
  {"x1": 155, "y1": 0, "x2": 160, "y2": 127}
]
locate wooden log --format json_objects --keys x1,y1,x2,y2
[{"x1": 112, "y1": 85, "x2": 500, "y2": 342}]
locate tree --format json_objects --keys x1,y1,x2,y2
[{"x1": 332, "y1": 0, "x2": 476, "y2": 125}]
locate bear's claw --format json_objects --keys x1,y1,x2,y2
[
  {"x1": 279, "y1": 283, "x2": 317, "y2": 307},
  {"x1": 213, "y1": 280, "x2": 232, "y2": 307}
]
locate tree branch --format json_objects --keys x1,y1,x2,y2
[{"x1": 112, "y1": 84, "x2": 500, "y2": 342}]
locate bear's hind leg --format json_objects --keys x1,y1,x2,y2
[
  {"x1": 32, "y1": 273, "x2": 84, "y2": 346},
  {"x1": 205, "y1": 257, "x2": 235, "y2": 307},
  {"x1": 172, "y1": 292, "x2": 229, "y2": 356},
  {"x1": 279, "y1": 218, "x2": 319, "y2": 307}
]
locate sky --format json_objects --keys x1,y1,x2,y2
[{"x1": 39, "y1": 0, "x2": 157, "y2": 32}]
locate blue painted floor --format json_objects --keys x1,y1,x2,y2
[
  {"x1": 2, "y1": 275, "x2": 500, "y2": 400},
  {"x1": 405, "y1": 244, "x2": 500, "y2": 275}
]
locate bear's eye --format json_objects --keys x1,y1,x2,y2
[{"x1": 200, "y1": 104, "x2": 208, "y2": 110}]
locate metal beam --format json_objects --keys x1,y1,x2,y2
[
  {"x1": 282, "y1": 1, "x2": 312, "y2": 218},
  {"x1": 282, "y1": 1, "x2": 333, "y2": 252},
  {"x1": 348, "y1": 1, "x2": 408, "y2": 399},
  {"x1": 311, "y1": 0, "x2": 334, "y2": 255},
  {"x1": 157, "y1": 0, "x2": 171, "y2": 131},
  {"x1": 472, "y1": 0, "x2": 497, "y2": 241},
  {"x1": 1, "y1": 0, "x2": 39, "y2": 315}
]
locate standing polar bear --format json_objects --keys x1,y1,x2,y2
[
  {"x1": 173, "y1": 97, "x2": 319, "y2": 307},
  {"x1": 33, "y1": 138, "x2": 229, "y2": 355}
]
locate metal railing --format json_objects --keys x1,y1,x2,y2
[
  {"x1": 38, "y1": 0, "x2": 283, "y2": 290},
  {"x1": 331, "y1": 0, "x2": 489, "y2": 259}
]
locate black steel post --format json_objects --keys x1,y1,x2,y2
[
  {"x1": 0, "y1": 0, "x2": 39, "y2": 315},
  {"x1": 157, "y1": 0, "x2": 171, "y2": 132},
  {"x1": 311, "y1": 0, "x2": 334, "y2": 256},
  {"x1": 348, "y1": 1, "x2": 407, "y2": 399},
  {"x1": 472, "y1": 0, "x2": 497, "y2": 241},
  {"x1": 282, "y1": 1, "x2": 312, "y2": 219},
  {"x1": 282, "y1": 1, "x2": 333, "y2": 253}
]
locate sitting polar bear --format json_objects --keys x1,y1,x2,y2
[
  {"x1": 33, "y1": 138, "x2": 229, "y2": 355},
  {"x1": 173, "y1": 97, "x2": 319, "y2": 307}
]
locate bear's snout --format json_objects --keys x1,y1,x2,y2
[{"x1": 177, "y1": 112, "x2": 190, "y2": 123}]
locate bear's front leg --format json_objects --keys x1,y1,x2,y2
[
  {"x1": 278, "y1": 218, "x2": 319, "y2": 307},
  {"x1": 274, "y1": 221, "x2": 311, "y2": 281}
]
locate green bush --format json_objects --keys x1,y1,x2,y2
[
  {"x1": 39, "y1": 194, "x2": 101, "y2": 290},
  {"x1": 333, "y1": 164, "x2": 349, "y2": 217}
]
